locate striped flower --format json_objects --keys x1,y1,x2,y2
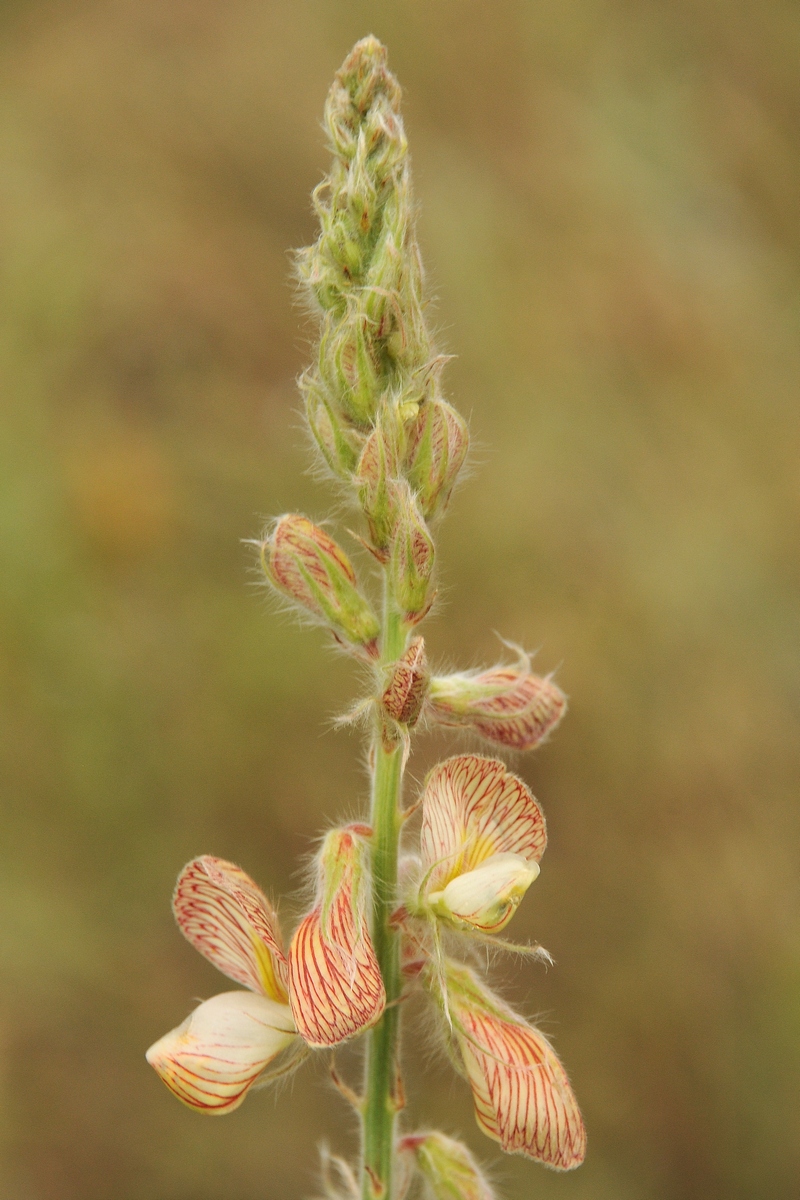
[
  {"x1": 147, "y1": 840, "x2": 385, "y2": 1112},
  {"x1": 441, "y1": 961, "x2": 586, "y2": 1171},
  {"x1": 417, "y1": 755, "x2": 546, "y2": 934},
  {"x1": 288, "y1": 824, "x2": 385, "y2": 1046},
  {"x1": 146, "y1": 856, "x2": 297, "y2": 1113}
]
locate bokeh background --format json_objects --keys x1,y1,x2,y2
[{"x1": 2, "y1": 2, "x2": 799, "y2": 1198}]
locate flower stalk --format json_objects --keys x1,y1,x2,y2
[
  {"x1": 362, "y1": 589, "x2": 407, "y2": 1198},
  {"x1": 146, "y1": 36, "x2": 585, "y2": 1200}
]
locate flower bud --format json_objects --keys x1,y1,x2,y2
[
  {"x1": 363, "y1": 227, "x2": 404, "y2": 336},
  {"x1": 319, "y1": 305, "x2": 381, "y2": 429},
  {"x1": 405, "y1": 398, "x2": 469, "y2": 522},
  {"x1": 435, "y1": 961, "x2": 586, "y2": 1170},
  {"x1": 427, "y1": 659, "x2": 566, "y2": 752},
  {"x1": 390, "y1": 484, "x2": 435, "y2": 623},
  {"x1": 356, "y1": 423, "x2": 400, "y2": 559},
  {"x1": 382, "y1": 636, "x2": 429, "y2": 726},
  {"x1": 427, "y1": 852, "x2": 539, "y2": 934},
  {"x1": 288, "y1": 825, "x2": 385, "y2": 1047},
  {"x1": 262, "y1": 515, "x2": 379, "y2": 655},
  {"x1": 301, "y1": 371, "x2": 363, "y2": 478},
  {"x1": 399, "y1": 1132, "x2": 495, "y2": 1200},
  {"x1": 330, "y1": 36, "x2": 402, "y2": 139}
]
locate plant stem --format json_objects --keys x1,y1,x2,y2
[{"x1": 362, "y1": 589, "x2": 407, "y2": 1199}]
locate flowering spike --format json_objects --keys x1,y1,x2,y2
[
  {"x1": 146, "y1": 991, "x2": 297, "y2": 1114},
  {"x1": 382, "y1": 635, "x2": 429, "y2": 726},
  {"x1": 150, "y1": 37, "x2": 585, "y2": 1196},
  {"x1": 262, "y1": 514, "x2": 380, "y2": 654},
  {"x1": 428, "y1": 656, "x2": 566, "y2": 752},
  {"x1": 288, "y1": 826, "x2": 385, "y2": 1046},
  {"x1": 405, "y1": 398, "x2": 469, "y2": 523},
  {"x1": 439, "y1": 963, "x2": 586, "y2": 1170},
  {"x1": 420, "y1": 756, "x2": 546, "y2": 894},
  {"x1": 390, "y1": 483, "x2": 435, "y2": 623},
  {"x1": 173, "y1": 856, "x2": 288, "y2": 1002},
  {"x1": 399, "y1": 1131, "x2": 496, "y2": 1200}
]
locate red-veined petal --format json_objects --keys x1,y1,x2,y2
[
  {"x1": 420, "y1": 756, "x2": 546, "y2": 893},
  {"x1": 445, "y1": 964, "x2": 585, "y2": 1170},
  {"x1": 288, "y1": 827, "x2": 385, "y2": 1046},
  {"x1": 146, "y1": 991, "x2": 296, "y2": 1114},
  {"x1": 173, "y1": 857, "x2": 288, "y2": 1001},
  {"x1": 427, "y1": 664, "x2": 566, "y2": 752}
]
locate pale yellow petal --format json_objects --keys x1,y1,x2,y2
[
  {"x1": 146, "y1": 991, "x2": 296, "y2": 1113},
  {"x1": 446, "y1": 965, "x2": 586, "y2": 1170}
]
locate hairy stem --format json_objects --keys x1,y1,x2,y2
[{"x1": 363, "y1": 587, "x2": 407, "y2": 1199}]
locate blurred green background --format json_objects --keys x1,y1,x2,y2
[{"x1": 1, "y1": 1, "x2": 799, "y2": 1198}]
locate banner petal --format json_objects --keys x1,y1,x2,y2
[
  {"x1": 173, "y1": 856, "x2": 288, "y2": 1001},
  {"x1": 146, "y1": 991, "x2": 296, "y2": 1114},
  {"x1": 420, "y1": 756, "x2": 546, "y2": 893}
]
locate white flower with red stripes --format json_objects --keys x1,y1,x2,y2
[
  {"x1": 146, "y1": 826, "x2": 384, "y2": 1113},
  {"x1": 413, "y1": 755, "x2": 546, "y2": 935}
]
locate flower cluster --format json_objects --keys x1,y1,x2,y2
[
  {"x1": 147, "y1": 36, "x2": 585, "y2": 1200},
  {"x1": 147, "y1": 755, "x2": 584, "y2": 1170}
]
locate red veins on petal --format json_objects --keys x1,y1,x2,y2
[
  {"x1": 288, "y1": 831, "x2": 385, "y2": 1047},
  {"x1": 468, "y1": 669, "x2": 566, "y2": 751},
  {"x1": 449, "y1": 977, "x2": 586, "y2": 1170},
  {"x1": 173, "y1": 857, "x2": 288, "y2": 1002},
  {"x1": 420, "y1": 756, "x2": 546, "y2": 893},
  {"x1": 146, "y1": 991, "x2": 296, "y2": 1115},
  {"x1": 271, "y1": 515, "x2": 356, "y2": 612}
]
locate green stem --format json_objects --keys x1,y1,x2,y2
[{"x1": 362, "y1": 593, "x2": 407, "y2": 1199}]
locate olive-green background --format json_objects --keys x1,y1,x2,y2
[{"x1": 1, "y1": 2, "x2": 798, "y2": 1198}]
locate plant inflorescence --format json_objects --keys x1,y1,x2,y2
[{"x1": 146, "y1": 37, "x2": 585, "y2": 1200}]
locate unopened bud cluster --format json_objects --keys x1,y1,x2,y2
[{"x1": 260, "y1": 36, "x2": 469, "y2": 638}]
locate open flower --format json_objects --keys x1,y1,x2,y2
[
  {"x1": 416, "y1": 755, "x2": 546, "y2": 934},
  {"x1": 439, "y1": 961, "x2": 586, "y2": 1171},
  {"x1": 288, "y1": 824, "x2": 385, "y2": 1046},
  {"x1": 147, "y1": 840, "x2": 385, "y2": 1111},
  {"x1": 146, "y1": 856, "x2": 298, "y2": 1113}
]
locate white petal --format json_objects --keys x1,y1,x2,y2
[
  {"x1": 431, "y1": 853, "x2": 539, "y2": 932},
  {"x1": 146, "y1": 991, "x2": 296, "y2": 1113}
]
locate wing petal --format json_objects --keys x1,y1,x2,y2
[{"x1": 445, "y1": 965, "x2": 586, "y2": 1170}]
